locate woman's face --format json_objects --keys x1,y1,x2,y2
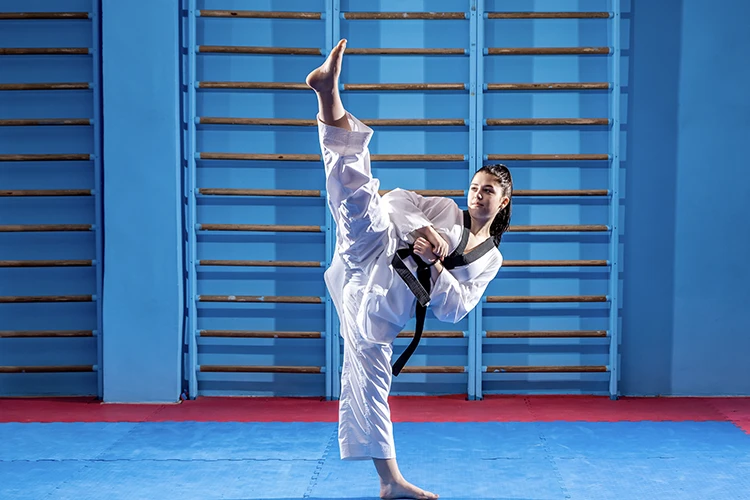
[{"x1": 468, "y1": 171, "x2": 509, "y2": 222}]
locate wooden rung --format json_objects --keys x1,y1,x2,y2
[
  {"x1": 486, "y1": 365, "x2": 607, "y2": 373},
  {"x1": 513, "y1": 189, "x2": 608, "y2": 196},
  {"x1": 372, "y1": 154, "x2": 465, "y2": 162},
  {"x1": 198, "y1": 153, "x2": 465, "y2": 162},
  {"x1": 0, "y1": 48, "x2": 89, "y2": 55},
  {"x1": 365, "y1": 119, "x2": 466, "y2": 126},
  {"x1": 0, "y1": 12, "x2": 89, "y2": 20},
  {"x1": 199, "y1": 295, "x2": 322, "y2": 304},
  {"x1": 487, "y1": 82, "x2": 610, "y2": 91},
  {"x1": 486, "y1": 295, "x2": 607, "y2": 303},
  {"x1": 199, "y1": 224, "x2": 321, "y2": 233},
  {"x1": 501, "y1": 260, "x2": 608, "y2": 267},
  {"x1": 398, "y1": 366, "x2": 465, "y2": 373},
  {"x1": 200, "y1": 330, "x2": 322, "y2": 338},
  {"x1": 508, "y1": 225, "x2": 608, "y2": 232},
  {"x1": 200, "y1": 365, "x2": 322, "y2": 373},
  {"x1": 0, "y1": 295, "x2": 93, "y2": 304},
  {"x1": 0, "y1": 154, "x2": 91, "y2": 162},
  {"x1": 488, "y1": 12, "x2": 610, "y2": 19},
  {"x1": 487, "y1": 330, "x2": 607, "y2": 338},
  {"x1": 0, "y1": 330, "x2": 93, "y2": 338},
  {"x1": 379, "y1": 189, "x2": 464, "y2": 197},
  {"x1": 488, "y1": 47, "x2": 610, "y2": 55},
  {"x1": 0, "y1": 260, "x2": 93, "y2": 267},
  {"x1": 0, "y1": 119, "x2": 90, "y2": 126},
  {"x1": 0, "y1": 189, "x2": 91, "y2": 197},
  {"x1": 346, "y1": 48, "x2": 465, "y2": 55},
  {"x1": 199, "y1": 82, "x2": 309, "y2": 90},
  {"x1": 344, "y1": 12, "x2": 466, "y2": 20},
  {"x1": 200, "y1": 117, "x2": 316, "y2": 126},
  {"x1": 200, "y1": 117, "x2": 466, "y2": 127},
  {"x1": 486, "y1": 118, "x2": 609, "y2": 126},
  {"x1": 487, "y1": 154, "x2": 608, "y2": 161},
  {"x1": 199, "y1": 153, "x2": 320, "y2": 162},
  {"x1": 199, "y1": 188, "x2": 321, "y2": 197},
  {"x1": 0, "y1": 224, "x2": 92, "y2": 232},
  {"x1": 397, "y1": 331, "x2": 463, "y2": 338},
  {"x1": 198, "y1": 10, "x2": 321, "y2": 20},
  {"x1": 0, "y1": 83, "x2": 89, "y2": 91},
  {"x1": 199, "y1": 46, "x2": 321, "y2": 55},
  {"x1": 344, "y1": 83, "x2": 466, "y2": 91},
  {"x1": 0, "y1": 365, "x2": 94, "y2": 373},
  {"x1": 199, "y1": 260, "x2": 322, "y2": 268}
]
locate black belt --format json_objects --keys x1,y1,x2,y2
[
  {"x1": 391, "y1": 211, "x2": 496, "y2": 376},
  {"x1": 391, "y1": 247, "x2": 433, "y2": 376}
]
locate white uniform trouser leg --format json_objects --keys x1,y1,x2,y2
[{"x1": 320, "y1": 120, "x2": 397, "y2": 461}]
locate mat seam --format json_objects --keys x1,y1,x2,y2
[
  {"x1": 38, "y1": 422, "x2": 145, "y2": 499},
  {"x1": 526, "y1": 397, "x2": 571, "y2": 500},
  {"x1": 303, "y1": 425, "x2": 337, "y2": 498}
]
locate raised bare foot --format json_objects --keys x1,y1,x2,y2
[
  {"x1": 380, "y1": 479, "x2": 438, "y2": 500},
  {"x1": 305, "y1": 38, "x2": 347, "y2": 93}
]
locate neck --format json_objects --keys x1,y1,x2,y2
[{"x1": 470, "y1": 216, "x2": 493, "y2": 238}]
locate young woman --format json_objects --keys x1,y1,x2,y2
[{"x1": 306, "y1": 39, "x2": 512, "y2": 500}]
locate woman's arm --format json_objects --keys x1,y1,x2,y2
[
  {"x1": 428, "y1": 254, "x2": 502, "y2": 323},
  {"x1": 383, "y1": 188, "x2": 459, "y2": 255}
]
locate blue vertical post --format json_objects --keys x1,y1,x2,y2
[
  {"x1": 473, "y1": 0, "x2": 487, "y2": 401},
  {"x1": 466, "y1": 0, "x2": 479, "y2": 400},
  {"x1": 608, "y1": 0, "x2": 622, "y2": 400},
  {"x1": 187, "y1": 0, "x2": 199, "y2": 399},
  {"x1": 325, "y1": 0, "x2": 343, "y2": 400},
  {"x1": 91, "y1": 0, "x2": 104, "y2": 399},
  {"x1": 101, "y1": 0, "x2": 184, "y2": 402},
  {"x1": 324, "y1": 0, "x2": 334, "y2": 401}
]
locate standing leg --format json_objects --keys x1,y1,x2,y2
[{"x1": 307, "y1": 40, "x2": 438, "y2": 500}]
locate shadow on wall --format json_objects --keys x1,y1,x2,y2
[{"x1": 620, "y1": 0, "x2": 683, "y2": 396}]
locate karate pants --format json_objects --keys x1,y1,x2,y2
[{"x1": 321, "y1": 125, "x2": 398, "y2": 461}]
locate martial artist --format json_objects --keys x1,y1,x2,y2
[{"x1": 306, "y1": 39, "x2": 513, "y2": 500}]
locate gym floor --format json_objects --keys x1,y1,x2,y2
[{"x1": 2, "y1": 396, "x2": 749, "y2": 499}]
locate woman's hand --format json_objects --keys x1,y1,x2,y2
[
  {"x1": 413, "y1": 237, "x2": 439, "y2": 264},
  {"x1": 417, "y1": 226, "x2": 449, "y2": 259}
]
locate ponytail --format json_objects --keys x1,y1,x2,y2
[
  {"x1": 490, "y1": 201, "x2": 512, "y2": 246},
  {"x1": 476, "y1": 164, "x2": 513, "y2": 246}
]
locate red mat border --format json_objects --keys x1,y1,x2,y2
[{"x1": 1, "y1": 396, "x2": 748, "y2": 429}]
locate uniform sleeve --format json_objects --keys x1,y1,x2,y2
[
  {"x1": 383, "y1": 188, "x2": 461, "y2": 243},
  {"x1": 428, "y1": 251, "x2": 503, "y2": 323}
]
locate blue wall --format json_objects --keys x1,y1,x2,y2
[
  {"x1": 621, "y1": 0, "x2": 750, "y2": 395},
  {"x1": 100, "y1": 0, "x2": 184, "y2": 402},
  {"x1": 2, "y1": 0, "x2": 748, "y2": 400}
]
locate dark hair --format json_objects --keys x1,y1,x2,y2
[{"x1": 475, "y1": 164, "x2": 513, "y2": 246}]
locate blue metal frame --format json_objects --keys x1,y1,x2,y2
[
  {"x1": 186, "y1": 0, "x2": 199, "y2": 399},
  {"x1": 467, "y1": 0, "x2": 480, "y2": 401},
  {"x1": 473, "y1": 0, "x2": 488, "y2": 400},
  {"x1": 328, "y1": 0, "x2": 342, "y2": 401},
  {"x1": 326, "y1": 0, "x2": 343, "y2": 399},
  {"x1": 92, "y1": 0, "x2": 104, "y2": 399},
  {"x1": 608, "y1": 0, "x2": 622, "y2": 400}
]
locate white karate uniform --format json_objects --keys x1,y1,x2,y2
[{"x1": 318, "y1": 112, "x2": 503, "y2": 460}]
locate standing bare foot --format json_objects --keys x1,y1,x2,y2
[
  {"x1": 380, "y1": 479, "x2": 439, "y2": 499},
  {"x1": 306, "y1": 38, "x2": 347, "y2": 93}
]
